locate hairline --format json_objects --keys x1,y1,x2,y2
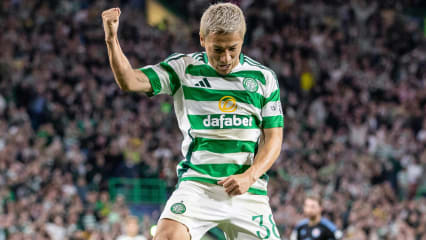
[{"x1": 200, "y1": 29, "x2": 245, "y2": 39}]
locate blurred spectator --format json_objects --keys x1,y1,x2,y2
[{"x1": 116, "y1": 216, "x2": 147, "y2": 240}]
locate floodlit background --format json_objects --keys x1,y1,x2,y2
[{"x1": 0, "y1": 0, "x2": 425, "y2": 239}]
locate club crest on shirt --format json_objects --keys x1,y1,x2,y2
[
  {"x1": 243, "y1": 78, "x2": 259, "y2": 92},
  {"x1": 312, "y1": 227, "x2": 321, "y2": 238},
  {"x1": 170, "y1": 201, "x2": 186, "y2": 214}
]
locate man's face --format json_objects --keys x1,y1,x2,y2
[
  {"x1": 200, "y1": 31, "x2": 243, "y2": 75},
  {"x1": 303, "y1": 198, "x2": 322, "y2": 219}
]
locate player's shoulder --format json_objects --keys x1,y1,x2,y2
[
  {"x1": 295, "y1": 218, "x2": 309, "y2": 229},
  {"x1": 241, "y1": 54, "x2": 278, "y2": 84},
  {"x1": 163, "y1": 52, "x2": 203, "y2": 65},
  {"x1": 189, "y1": 52, "x2": 207, "y2": 64},
  {"x1": 319, "y1": 217, "x2": 337, "y2": 232}
]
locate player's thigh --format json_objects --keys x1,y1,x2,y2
[
  {"x1": 222, "y1": 194, "x2": 281, "y2": 240},
  {"x1": 154, "y1": 218, "x2": 191, "y2": 240},
  {"x1": 158, "y1": 181, "x2": 225, "y2": 239}
]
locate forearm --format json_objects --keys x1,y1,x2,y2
[
  {"x1": 106, "y1": 37, "x2": 136, "y2": 91},
  {"x1": 245, "y1": 128, "x2": 283, "y2": 183}
]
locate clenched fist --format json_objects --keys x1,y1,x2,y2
[{"x1": 102, "y1": 7, "x2": 121, "y2": 42}]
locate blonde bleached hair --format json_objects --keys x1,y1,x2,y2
[{"x1": 200, "y1": 2, "x2": 246, "y2": 38}]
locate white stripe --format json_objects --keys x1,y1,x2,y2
[
  {"x1": 191, "y1": 129, "x2": 261, "y2": 142},
  {"x1": 191, "y1": 151, "x2": 253, "y2": 165},
  {"x1": 251, "y1": 178, "x2": 267, "y2": 191},
  {"x1": 173, "y1": 89, "x2": 192, "y2": 157},
  {"x1": 261, "y1": 101, "x2": 283, "y2": 117},
  {"x1": 185, "y1": 75, "x2": 250, "y2": 91},
  {"x1": 185, "y1": 100, "x2": 261, "y2": 117},
  {"x1": 180, "y1": 168, "x2": 216, "y2": 180}
]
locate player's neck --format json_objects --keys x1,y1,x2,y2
[{"x1": 308, "y1": 215, "x2": 321, "y2": 226}]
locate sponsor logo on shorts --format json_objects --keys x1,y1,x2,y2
[
  {"x1": 218, "y1": 96, "x2": 237, "y2": 112},
  {"x1": 243, "y1": 78, "x2": 259, "y2": 92},
  {"x1": 170, "y1": 201, "x2": 186, "y2": 214}
]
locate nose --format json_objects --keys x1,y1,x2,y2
[{"x1": 219, "y1": 50, "x2": 232, "y2": 63}]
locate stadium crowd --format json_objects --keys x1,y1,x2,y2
[{"x1": 0, "y1": 0, "x2": 425, "y2": 239}]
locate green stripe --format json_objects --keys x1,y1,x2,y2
[
  {"x1": 159, "y1": 62, "x2": 181, "y2": 95},
  {"x1": 186, "y1": 64, "x2": 221, "y2": 77},
  {"x1": 186, "y1": 64, "x2": 266, "y2": 85},
  {"x1": 182, "y1": 85, "x2": 264, "y2": 109},
  {"x1": 265, "y1": 90, "x2": 280, "y2": 103},
  {"x1": 187, "y1": 114, "x2": 261, "y2": 129},
  {"x1": 179, "y1": 177, "x2": 267, "y2": 195},
  {"x1": 192, "y1": 137, "x2": 256, "y2": 153},
  {"x1": 262, "y1": 116, "x2": 284, "y2": 128},
  {"x1": 247, "y1": 188, "x2": 267, "y2": 195},
  {"x1": 140, "y1": 67, "x2": 161, "y2": 96},
  {"x1": 203, "y1": 52, "x2": 208, "y2": 63}
]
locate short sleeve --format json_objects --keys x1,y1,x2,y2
[
  {"x1": 139, "y1": 53, "x2": 185, "y2": 96},
  {"x1": 261, "y1": 70, "x2": 284, "y2": 128}
]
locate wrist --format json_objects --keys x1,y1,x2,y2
[{"x1": 245, "y1": 167, "x2": 258, "y2": 184}]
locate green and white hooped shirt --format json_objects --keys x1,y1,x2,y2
[{"x1": 140, "y1": 52, "x2": 284, "y2": 195}]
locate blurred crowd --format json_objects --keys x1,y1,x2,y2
[{"x1": 0, "y1": 0, "x2": 425, "y2": 239}]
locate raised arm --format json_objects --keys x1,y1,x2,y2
[{"x1": 102, "y1": 8, "x2": 152, "y2": 92}]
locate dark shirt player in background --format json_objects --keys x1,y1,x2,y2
[{"x1": 291, "y1": 194, "x2": 342, "y2": 240}]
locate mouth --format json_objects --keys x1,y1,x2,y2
[{"x1": 217, "y1": 64, "x2": 231, "y2": 72}]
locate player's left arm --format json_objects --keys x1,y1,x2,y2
[
  {"x1": 219, "y1": 69, "x2": 283, "y2": 195},
  {"x1": 218, "y1": 127, "x2": 282, "y2": 195}
]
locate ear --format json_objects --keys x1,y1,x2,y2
[{"x1": 200, "y1": 33, "x2": 205, "y2": 48}]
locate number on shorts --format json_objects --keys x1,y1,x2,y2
[
  {"x1": 252, "y1": 215, "x2": 271, "y2": 239},
  {"x1": 268, "y1": 214, "x2": 280, "y2": 238},
  {"x1": 252, "y1": 214, "x2": 280, "y2": 239}
]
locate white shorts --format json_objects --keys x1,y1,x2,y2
[{"x1": 159, "y1": 181, "x2": 281, "y2": 240}]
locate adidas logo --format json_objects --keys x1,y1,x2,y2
[{"x1": 195, "y1": 78, "x2": 211, "y2": 88}]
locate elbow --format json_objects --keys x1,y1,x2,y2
[
  {"x1": 114, "y1": 74, "x2": 131, "y2": 91},
  {"x1": 118, "y1": 84, "x2": 130, "y2": 92},
  {"x1": 115, "y1": 81, "x2": 129, "y2": 91}
]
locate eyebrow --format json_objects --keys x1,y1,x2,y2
[{"x1": 214, "y1": 44, "x2": 238, "y2": 49}]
